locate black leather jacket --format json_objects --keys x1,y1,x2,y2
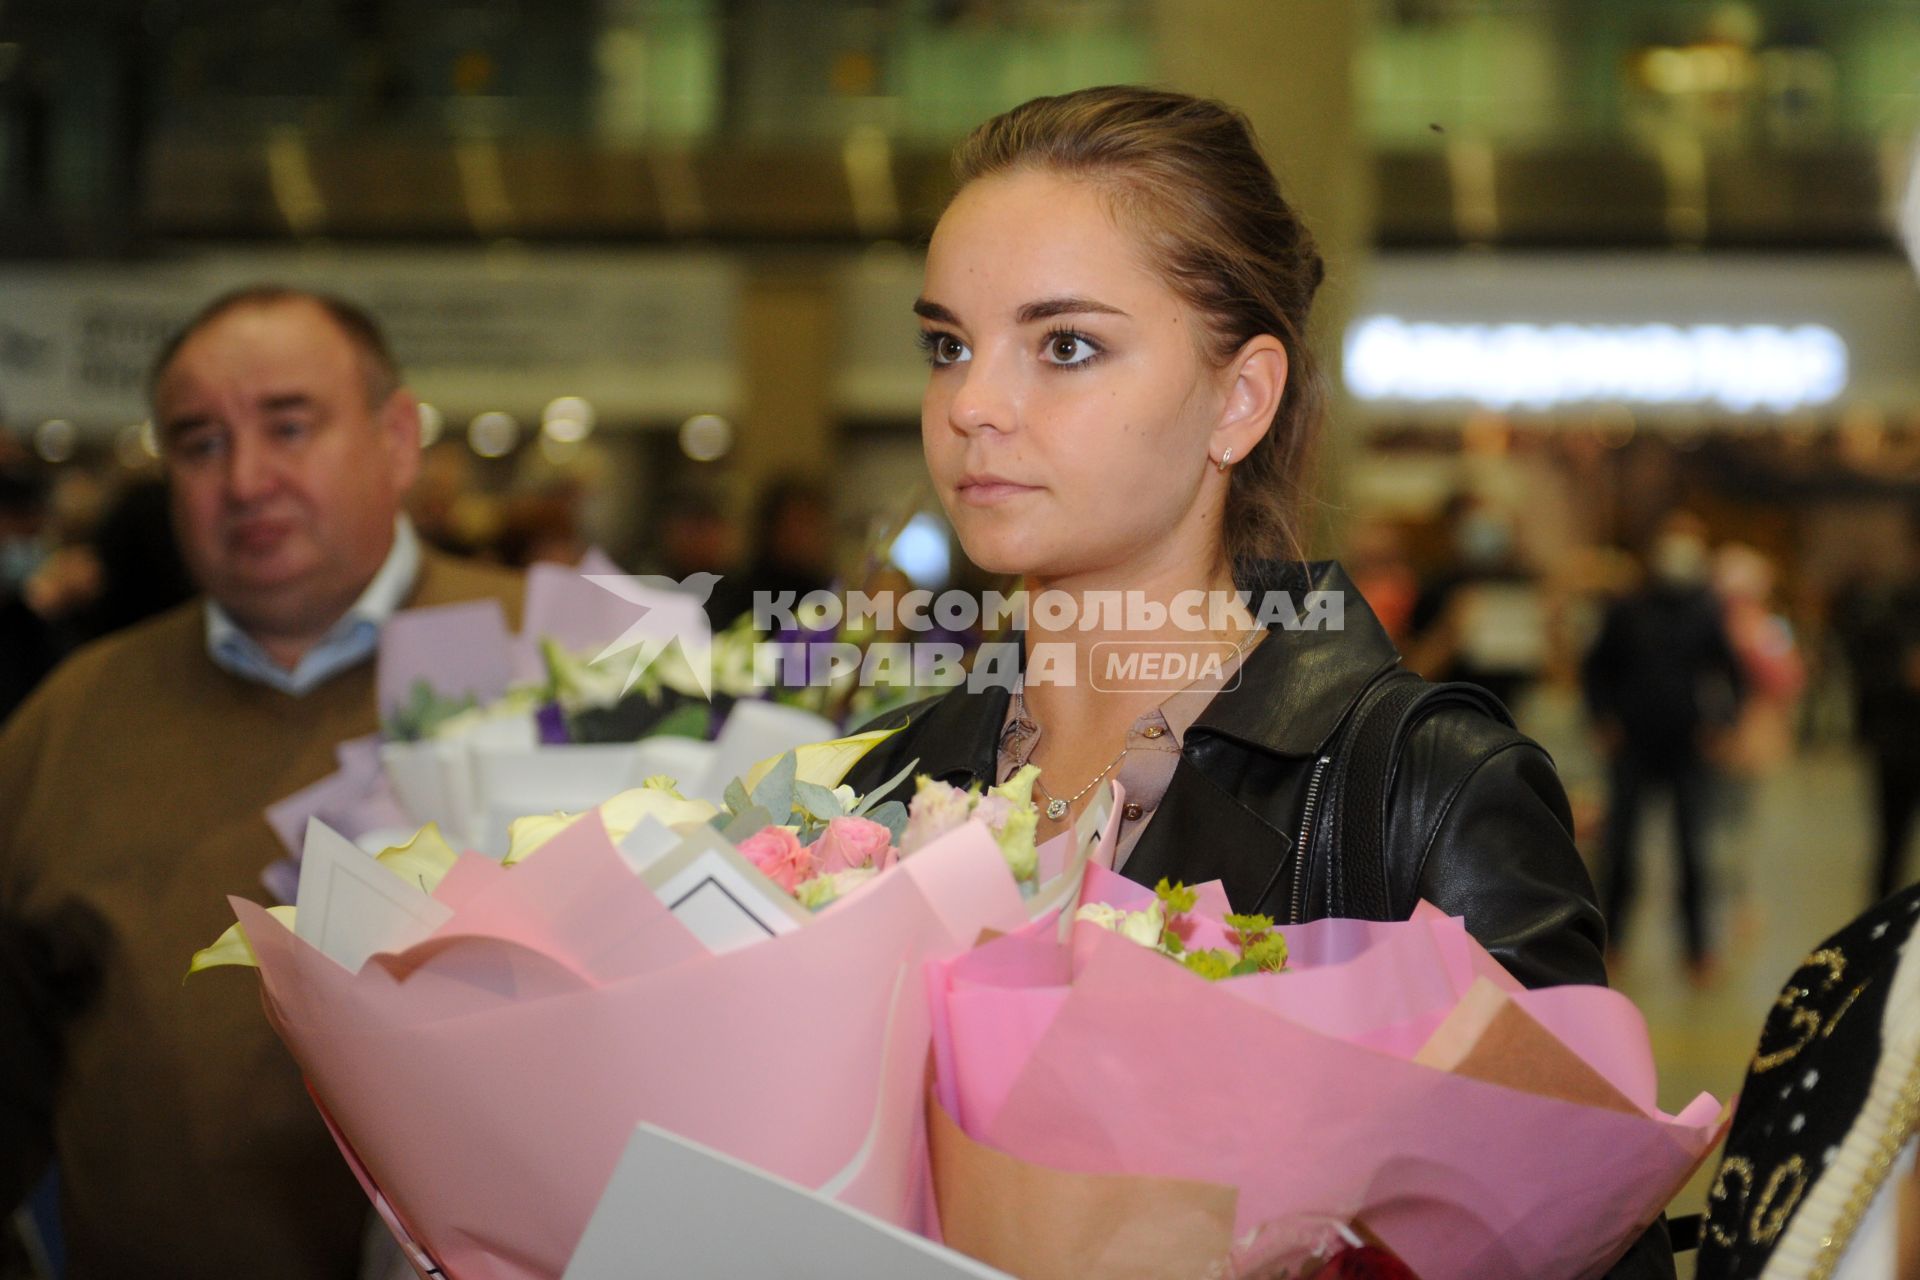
[{"x1": 844, "y1": 561, "x2": 1675, "y2": 1278}]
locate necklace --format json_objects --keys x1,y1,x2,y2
[
  {"x1": 1027, "y1": 733, "x2": 1131, "y2": 821},
  {"x1": 1013, "y1": 624, "x2": 1263, "y2": 822}
]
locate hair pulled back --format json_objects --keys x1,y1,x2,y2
[{"x1": 952, "y1": 85, "x2": 1326, "y2": 576}]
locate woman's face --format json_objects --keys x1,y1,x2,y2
[{"x1": 916, "y1": 169, "x2": 1240, "y2": 586}]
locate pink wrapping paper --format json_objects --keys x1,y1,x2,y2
[
  {"x1": 928, "y1": 894, "x2": 1727, "y2": 1280},
  {"x1": 231, "y1": 813, "x2": 1032, "y2": 1280}
]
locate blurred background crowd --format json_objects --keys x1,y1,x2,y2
[{"x1": 4, "y1": 0, "x2": 1920, "y2": 1273}]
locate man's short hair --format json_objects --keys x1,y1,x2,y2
[{"x1": 147, "y1": 285, "x2": 402, "y2": 409}]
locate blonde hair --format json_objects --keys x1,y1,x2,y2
[{"x1": 952, "y1": 85, "x2": 1326, "y2": 578}]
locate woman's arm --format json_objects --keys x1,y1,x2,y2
[{"x1": 1390, "y1": 711, "x2": 1607, "y2": 990}]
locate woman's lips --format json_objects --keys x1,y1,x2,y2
[{"x1": 956, "y1": 478, "x2": 1038, "y2": 506}]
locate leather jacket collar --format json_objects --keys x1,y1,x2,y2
[{"x1": 899, "y1": 560, "x2": 1400, "y2": 788}]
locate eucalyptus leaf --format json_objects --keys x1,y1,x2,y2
[
  {"x1": 647, "y1": 702, "x2": 713, "y2": 741},
  {"x1": 865, "y1": 800, "x2": 908, "y2": 844},
  {"x1": 851, "y1": 757, "x2": 921, "y2": 817},
  {"x1": 794, "y1": 779, "x2": 847, "y2": 823},
  {"x1": 722, "y1": 806, "x2": 777, "y2": 842},
  {"x1": 749, "y1": 750, "x2": 798, "y2": 821},
  {"x1": 723, "y1": 779, "x2": 752, "y2": 818}
]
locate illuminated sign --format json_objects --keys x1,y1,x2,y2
[{"x1": 1344, "y1": 316, "x2": 1848, "y2": 412}]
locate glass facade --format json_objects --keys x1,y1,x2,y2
[
  {"x1": 6, "y1": 0, "x2": 1919, "y2": 247},
  {"x1": 1366, "y1": 0, "x2": 1920, "y2": 149}
]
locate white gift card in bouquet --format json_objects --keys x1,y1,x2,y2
[
  {"x1": 562, "y1": 1124, "x2": 1013, "y2": 1280},
  {"x1": 294, "y1": 818, "x2": 451, "y2": 973},
  {"x1": 640, "y1": 826, "x2": 812, "y2": 954}
]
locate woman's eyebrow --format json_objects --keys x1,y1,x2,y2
[
  {"x1": 913, "y1": 298, "x2": 959, "y2": 324},
  {"x1": 1015, "y1": 296, "x2": 1128, "y2": 324}
]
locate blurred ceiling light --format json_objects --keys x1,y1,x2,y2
[
  {"x1": 115, "y1": 422, "x2": 156, "y2": 469},
  {"x1": 1345, "y1": 317, "x2": 1847, "y2": 412},
  {"x1": 266, "y1": 125, "x2": 327, "y2": 237},
  {"x1": 34, "y1": 419, "x2": 76, "y2": 464},
  {"x1": 455, "y1": 139, "x2": 514, "y2": 237},
  {"x1": 539, "y1": 435, "x2": 581, "y2": 467},
  {"x1": 1901, "y1": 133, "x2": 1920, "y2": 278},
  {"x1": 417, "y1": 402, "x2": 445, "y2": 447},
  {"x1": 1643, "y1": 47, "x2": 1693, "y2": 95},
  {"x1": 679, "y1": 413, "x2": 732, "y2": 463},
  {"x1": 843, "y1": 125, "x2": 901, "y2": 239},
  {"x1": 542, "y1": 397, "x2": 596, "y2": 442},
  {"x1": 1444, "y1": 137, "x2": 1499, "y2": 244},
  {"x1": 468, "y1": 411, "x2": 520, "y2": 459},
  {"x1": 888, "y1": 512, "x2": 951, "y2": 589}
]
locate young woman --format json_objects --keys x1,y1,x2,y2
[{"x1": 844, "y1": 87, "x2": 1673, "y2": 1274}]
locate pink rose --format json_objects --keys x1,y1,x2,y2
[
  {"x1": 737, "y1": 826, "x2": 814, "y2": 893},
  {"x1": 813, "y1": 816, "x2": 898, "y2": 875}
]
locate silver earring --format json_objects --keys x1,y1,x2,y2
[{"x1": 1216, "y1": 448, "x2": 1234, "y2": 473}]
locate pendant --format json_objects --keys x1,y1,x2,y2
[{"x1": 1046, "y1": 798, "x2": 1069, "y2": 820}]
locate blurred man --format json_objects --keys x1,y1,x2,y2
[
  {"x1": 1583, "y1": 514, "x2": 1745, "y2": 984},
  {"x1": 1836, "y1": 537, "x2": 1920, "y2": 905},
  {"x1": 1405, "y1": 492, "x2": 1544, "y2": 710},
  {"x1": 0, "y1": 287, "x2": 520, "y2": 1279}
]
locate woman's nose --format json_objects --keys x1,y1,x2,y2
[{"x1": 945, "y1": 355, "x2": 1016, "y2": 436}]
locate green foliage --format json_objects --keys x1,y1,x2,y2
[
  {"x1": 748, "y1": 750, "x2": 798, "y2": 820},
  {"x1": 1181, "y1": 949, "x2": 1236, "y2": 981},
  {"x1": 384, "y1": 680, "x2": 479, "y2": 742},
  {"x1": 1153, "y1": 878, "x2": 1198, "y2": 915},
  {"x1": 646, "y1": 702, "x2": 713, "y2": 741}
]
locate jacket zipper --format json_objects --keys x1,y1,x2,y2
[{"x1": 1290, "y1": 755, "x2": 1333, "y2": 925}]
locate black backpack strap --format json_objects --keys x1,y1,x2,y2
[{"x1": 1312, "y1": 669, "x2": 1514, "y2": 922}]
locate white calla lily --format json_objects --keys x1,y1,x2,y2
[
  {"x1": 740, "y1": 728, "x2": 900, "y2": 796},
  {"x1": 188, "y1": 905, "x2": 297, "y2": 975},
  {"x1": 372, "y1": 822, "x2": 462, "y2": 894},
  {"x1": 503, "y1": 776, "x2": 719, "y2": 865}
]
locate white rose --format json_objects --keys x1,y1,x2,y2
[{"x1": 1117, "y1": 901, "x2": 1165, "y2": 948}]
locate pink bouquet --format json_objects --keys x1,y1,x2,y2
[
  {"x1": 924, "y1": 864, "x2": 1729, "y2": 1280},
  {"x1": 198, "y1": 757, "x2": 1122, "y2": 1280},
  {"x1": 223, "y1": 812, "x2": 1021, "y2": 1280}
]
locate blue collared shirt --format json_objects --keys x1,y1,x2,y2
[{"x1": 205, "y1": 517, "x2": 422, "y2": 696}]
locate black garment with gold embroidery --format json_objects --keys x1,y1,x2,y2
[{"x1": 1696, "y1": 882, "x2": 1920, "y2": 1277}]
